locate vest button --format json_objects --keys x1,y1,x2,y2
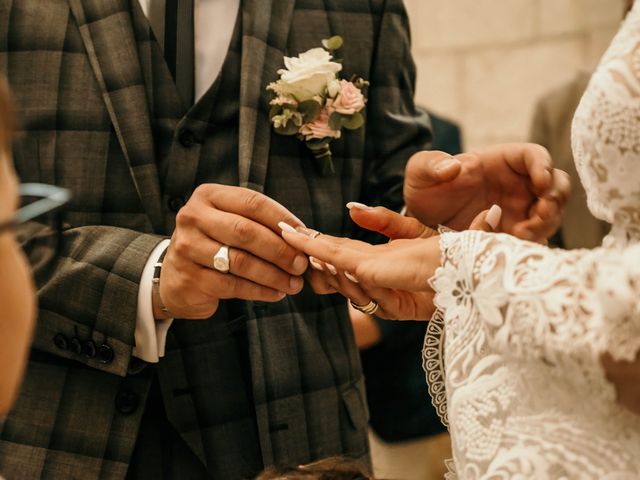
[
  {"x1": 53, "y1": 333, "x2": 69, "y2": 351},
  {"x1": 83, "y1": 340, "x2": 97, "y2": 358},
  {"x1": 168, "y1": 195, "x2": 186, "y2": 213},
  {"x1": 115, "y1": 389, "x2": 139, "y2": 415},
  {"x1": 179, "y1": 130, "x2": 196, "y2": 148},
  {"x1": 69, "y1": 337, "x2": 83, "y2": 355},
  {"x1": 97, "y1": 343, "x2": 115, "y2": 364}
]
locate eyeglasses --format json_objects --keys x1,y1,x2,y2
[
  {"x1": 0, "y1": 183, "x2": 71, "y2": 233},
  {"x1": 0, "y1": 183, "x2": 71, "y2": 259}
]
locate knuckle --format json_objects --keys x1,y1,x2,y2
[
  {"x1": 242, "y1": 191, "x2": 266, "y2": 212},
  {"x1": 232, "y1": 249, "x2": 249, "y2": 272},
  {"x1": 175, "y1": 205, "x2": 197, "y2": 228},
  {"x1": 172, "y1": 236, "x2": 190, "y2": 257},
  {"x1": 232, "y1": 219, "x2": 255, "y2": 244},
  {"x1": 276, "y1": 241, "x2": 294, "y2": 263},
  {"x1": 220, "y1": 274, "x2": 238, "y2": 295},
  {"x1": 193, "y1": 183, "x2": 213, "y2": 199}
]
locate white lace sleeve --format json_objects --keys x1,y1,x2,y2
[
  {"x1": 432, "y1": 230, "x2": 640, "y2": 368},
  {"x1": 425, "y1": 231, "x2": 640, "y2": 479}
]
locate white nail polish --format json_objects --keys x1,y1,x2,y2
[
  {"x1": 278, "y1": 221, "x2": 297, "y2": 234},
  {"x1": 326, "y1": 263, "x2": 338, "y2": 275},
  {"x1": 346, "y1": 202, "x2": 370, "y2": 210},
  {"x1": 486, "y1": 205, "x2": 502, "y2": 230},
  {"x1": 309, "y1": 256, "x2": 324, "y2": 271},
  {"x1": 344, "y1": 272, "x2": 359, "y2": 283}
]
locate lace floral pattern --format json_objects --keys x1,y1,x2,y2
[{"x1": 424, "y1": 2, "x2": 640, "y2": 478}]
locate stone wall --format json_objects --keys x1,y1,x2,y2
[{"x1": 404, "y1": 0, "x2": 625, "y2": 149}]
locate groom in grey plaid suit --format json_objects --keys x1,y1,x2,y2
[{"x1": 0, "y1": 0, "x2": 431, "y2": 478}]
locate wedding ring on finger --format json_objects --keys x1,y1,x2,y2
[
  {"x1": 350, "y1": 299, "x2": 379, "y2": 315},
  {"x1": 213, "y1": 245, "x2": 231, "y2": 273},
  {"x1": 310, "y1": 230, "x2": 321, "y2": 239}
]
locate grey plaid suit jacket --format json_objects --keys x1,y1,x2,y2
[{"x1": 0, "y1": 0, "x2": 431, "y2": 478}]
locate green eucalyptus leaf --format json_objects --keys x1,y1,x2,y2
[
  {"x1": 329, "y1": 112, "x2": 343, "y2": 131},
  {"x1": 306, "y1": 141, "x2": 330, "y2": 151},
  {"x1": 274, "y1": 122, "x2": 300, "y2": 136},
  {"x1": 298, "y1": 100, "x2": 322, "y2": 123},
  {"x1": 341, "y1": 112, "x2": 364, "y2": 130},
  {"x1": 269, "y1": 104, "x2": 283, "y2": 120},
  {"x1": 322, "y1": 35, "x2": 344, "y2": 51}
]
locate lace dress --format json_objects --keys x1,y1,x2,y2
[{"x1": 424, "y1": 2, "x2": 640, "y2": 478}]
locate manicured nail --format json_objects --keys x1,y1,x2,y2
[
  {"x1": 485, "y1": 205, "x2": 502, "y2": 230},
  {"x1": 278, "y1": 222, "x2": 298, "y2": 234},
  {"x1": 346, "y1": 202, "x2": 371, "y2": 210},
  {"x1": 326, "y1": 263, "x2": 338, "y2": 275},
  {"x1": 435, "y1": 156, "x2": 458, "y2": 172},
  {"x1": 293, "y1": 255, "x2": 308, "y2": 272},
  {"x1": 309, "y1": 256, "x2": 324, "y2": 271},
  {"x1": 289, "y1": 276, "x2": 304, "y2": 292},
  {"x1": 344, "y1": 272, "x2": 359, "y2": 283}
]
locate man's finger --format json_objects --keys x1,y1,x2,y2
[
  {"x1": 185, "y1": 207, "x2": 308, "y2": 276},
  {"x1": 347, "y1": 204, "x2": 435, "y2": 240},
  {"x1": 203, "y1": 184, "x2": 305, "y2": 231},
  {"x1": 490, "y1": 143, "x2": 553, "y2": 195},
  {"x1": 173, "y1": 231, "x2": 304, "y2": 295},
  {"x1": 405, "y1": 150, "x2": 462, "y2": 188}
]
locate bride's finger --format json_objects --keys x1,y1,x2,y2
[
  {"x1": 346, "y1": 203, "x2": 436, "y2": 240},
  {"x1": 279, "y1": 224, "x2": 367, "y2": 273},
  {"x1": 469, "y1": 204, "x2": 502, "y2": 232},
  {"x1": 306, "y1": 268, "x2": 338, "y2": 295}
]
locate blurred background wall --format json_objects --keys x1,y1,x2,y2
[{"x1": 404, "y1": 0, "x2": 625, "y2": 149}]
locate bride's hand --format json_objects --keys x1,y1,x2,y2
[{"x1": 279, "y1": 206, "x2": 502, "y2": 320}]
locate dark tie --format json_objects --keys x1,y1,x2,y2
[{"x1": 164, "y1": 0, "x2": 195, "y2": 106}]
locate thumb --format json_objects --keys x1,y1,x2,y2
[
  {"x1": 346, "y1": 203, "x2": 436, "y2": 240},
  {"x1": 469, "y1": 204, "x2": 502, "y2": 232},
  {"x1": 405, "y1": 150, "x2": 462, "y2": 188}
]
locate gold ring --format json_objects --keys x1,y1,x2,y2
[
  {"x1": 350, "y1": 299, "x2": 379, "y2": 315},
  {"x1": 310, "y1": 231, "x2": 321, "y2": 239}
]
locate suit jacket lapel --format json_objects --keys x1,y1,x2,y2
[
  {"x1": 239, "y1": 0, "x2": 296, "y2": 192},
  {"x1": 67, "y1": 0, "x2": 164, "y2": 233}
]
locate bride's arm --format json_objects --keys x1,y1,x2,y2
[{"x1": 432, "y1": 230, "x2": 640, "y2": 412}]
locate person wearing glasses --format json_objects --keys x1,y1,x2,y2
[{"x1": 0, "y1": 80, "x2": 71, "y2": 417}]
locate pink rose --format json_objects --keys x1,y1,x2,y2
[
  {"x1": 299, "y1": 107, "x2": 341, "y2": 141},
  {"x1": 331, "y1": 80, "x2": 366, "y2": 115}
]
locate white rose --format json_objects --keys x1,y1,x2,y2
[{"x1": 277, "y1": 48, "x2": 342, "y2": 101}]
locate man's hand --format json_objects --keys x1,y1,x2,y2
[
  {"x1": 157, "y1": 184, "x2": 309, "y2": 320},
  {"x1": 404, "y1": 143, "x2": 570, "y2": 243}
]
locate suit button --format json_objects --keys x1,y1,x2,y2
[
  {"x1": 179, "y1": 130, "x2": 196, "y2": 148},
  {"x1": 83, "y1": 340, "x2": 97, "y2": 358},
  {"x1": 97, "y1": 343, "x2": 114, "y2": 364},
  {"x1": 70, "y1": 337, "x2": 83, "y2": 355},
  {"x1": 168, "y1": 195, "x2": 185, "y2": 213},
  {"x1": 115, "y1": 389, "x2": 139, "y2": 415},
  {"x1": 53, "y1": 333, "x2": 69, "y2": 351}
]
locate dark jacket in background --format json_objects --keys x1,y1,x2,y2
[{"x1": 362, "y1": 111, "x2": 461, "y2": 443}]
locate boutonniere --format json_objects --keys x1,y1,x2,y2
[{"x1": 267, "y1": 36, "x2": 369, "y2": 175}]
